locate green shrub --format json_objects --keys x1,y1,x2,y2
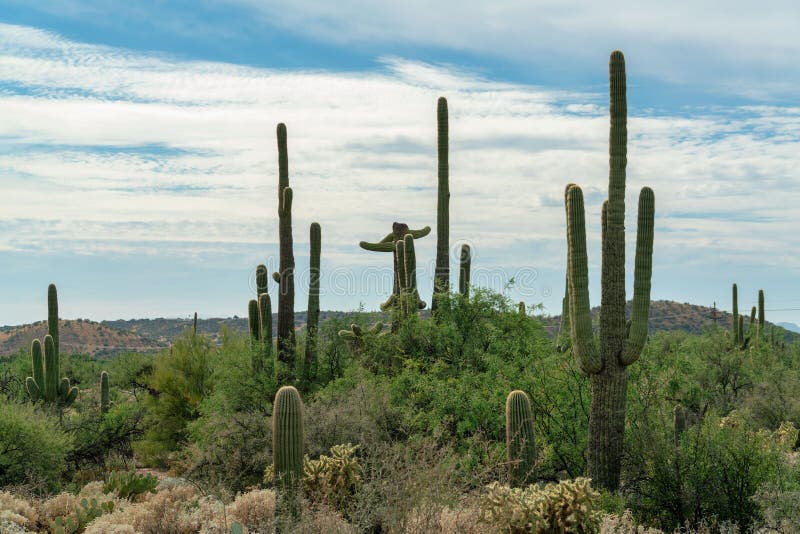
[
  {"x1": 479, "y1": 478, "x2": 601, "y2": 533},
  {"x1": 628, "y1": 412, "x2": 786, "y2": 530},
  {"x1": 103, "y1": 470, "x2": 158, "y2": 500},
  {"x1": 134, "y1": 332, "x2": 214, "y2": 466},
  {"x1": 0, "y1": 399, "x2": 72, "y2": 491}
]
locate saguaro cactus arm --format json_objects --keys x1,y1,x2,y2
[
  {"x1": 565, "y1": 186, "x2": 602, "y2": 375},
  {"x1": 621, "y1": 186, "x2": 655, "y2": 366},
  {"x1": 359, "y1": 226, "x2": 431, "y2": 252},
  {"x1": 248, "y1": 299, "x2": 261, "y2": 341}
]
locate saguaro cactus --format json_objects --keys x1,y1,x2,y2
[
  {"x1": 565, "y1": 51, "x2": 655, "y2": 490},
  {"x1": 505, "y1": 390, "x2": 536, "y2": 487},
  {"x1": 100, "y1": 371, "x2": 110, "y2": 414},
  {"x1": 248, "y1": 299, "x2": 261, "y2": 343},
  {"x1": 273, "y1": 386, "x2": 304, "y2": 528},
  {"x1": 26, "y1": 284, "x2": 78, "y2": 406},
  {"x1": 433, "y1": 97, "x2": 450, "y2": 311},
  {"x1": 673, "y1": 405, "x2": 687, "y2": 446},
  {"x1": 732, "y1": 283, "x2": 739, "y2": 344},
  {"x1": 360, "y1": 223, "x2": 430, "y2": 313},
  {"x1": 747, "y1": 306, "x2": 756, "y2": 337},
  {"x1": 274, "y1": 123, "x2": 296, "y2": 373},
  {"x1": 458, "y1": 244, "x2": 471, "y2": 298},
  {"x1": 758, "y1": 289, "x2": 765, "y2": 335},
  {"x1": 304, "y1": 223, "x2": 321, "y2": 378}
]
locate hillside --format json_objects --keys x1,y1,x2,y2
[
  {"x1": 541, "y1": 299, "x2": 798, "y2": 341},
  {"x1": 2, "y1": 301, "x2": 793, "y2": 357},
  {"x1": 0, "y1": 319, "x2": 165, "y2": 357}
]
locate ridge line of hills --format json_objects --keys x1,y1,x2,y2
[{"x1": 0, "y1": 301, "x2": 796, "y2": 357}]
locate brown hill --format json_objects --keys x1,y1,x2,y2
[
  {"x1": 0, "y1": 319, "x2": 166, "y2": 357},
  {"x1": 541, "y1": 300, "x2": 797, "y2": 341}
]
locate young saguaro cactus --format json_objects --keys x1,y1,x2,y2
[
  {"x1": 458, "y1": 243, "x2": 471, "y2": 298},
  {"x1": 506, "y1": 390, "x2": 536, "y2": 487},
  {"x1": 304, "y1": 223, "x2": 321, "y2": 378},
  {"x1": 274, "y1": 124, "x2": 296, "y2": 374},
  {"x1": 433, "y1": 97, "x2": 450, "y2": 311},
  {"x1": 273, "y1": 385, "x2": 304, "y2": 528},
  {"x1": 565, "y1": 51, "x2": 655, "y2": 491},
  {"x1": 25, "y1": 284, "x2": 78, "y2": 406},
  {"x1": 100, "y1": 371, "x2": 110, "y2": 414}
]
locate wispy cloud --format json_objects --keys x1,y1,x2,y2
[{"x1": 0, "y1": 23, "x2": 798, "y2": 322}]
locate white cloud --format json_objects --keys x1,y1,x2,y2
[
  {"x1": 0, "y1": 23, "x2": 799, "y2": 319},
  {"x1": 227, "y1": 0, "x2": 800, "y2": 98}
]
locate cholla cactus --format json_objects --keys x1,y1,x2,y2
[{"x1": 480, "y1": 478, "x2": 601, "y2": 533}]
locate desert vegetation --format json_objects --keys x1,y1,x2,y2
[{"x1": 1, "y1": 51, "x2": 799, "y2": 533}]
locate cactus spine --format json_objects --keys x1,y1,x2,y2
[
  {"x1": 273, "y1": 386, "x2": 304, "y2": 528},
  {"x1": 732, "y1": 283, "x2": 739, "y2": 343},
  {"x1": 25, "y1": 284, "x2": 78, "y2": 406},
  {"x1": 565, "y1": 51, "x2": 655, "y2": 490},
  {"x1": 100, "y1": 371, "x2": 110, "y2": 414},
  {"x1": 458, "y1": 244, "x2": 471, "y2": 298},
  {"x1": 275, "y1": 124, "x2": 296, "y2": 373},
  {"x1": 433, "y1": 97, "x2": 450, "y2": 311},
  {"x1": 304, "y1": 223, "x2": 321, "y2": 378},
  {"x1": 505, "y1": 390, "x2": 536, "y2": 487}
]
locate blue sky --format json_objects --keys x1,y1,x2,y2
[{"x1": 1, "y1": 1, "x2": 799, "y2": 326}]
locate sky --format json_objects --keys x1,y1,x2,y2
[{"x1": 1, "y1": 1, "x2": 799, "y2": 326}]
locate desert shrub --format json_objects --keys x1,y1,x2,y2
[
  {"x1": 134, "y1": 333, "x2": 215, "y2": 466},
  {"x1": 627, "y1": 412, "x2": 787, "y2": 530},
  {"x1": 479, "y1": 477, "x2": 602, "y2": 533},
  {"x1": 83, "y1": 483, "x2": 225, "y2": 534},
  {"x1": 103, "y1": 471, "x2": 158, "y2": 500},
  {"x1": 0, "y1": 399, "x2": 72, "y2": 491},
  {"x1": 50, "y1": 497, "x2": 115, "y2": 534},
  {"x1": 226, "y1": 489, "x2": 275, "y2": 532},
  {"x1": 0, "y1": 491, "x2": 38, "y2": 529},
  {"x1": 67, "y1": 401, "x2": 145, "y2": 471},
  {"x1": 600, "y1": 510, "x2": 663, "y2": 533}
]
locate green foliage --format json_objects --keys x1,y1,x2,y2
[
  {"x1": 479, "y1": 478, "x2": 601, "y2": 533},
  {"x1": 0, "y1": 398, "x2": 72, "y2": 491},
  {"x1": 103, "y1": 470, "x2": 158, "y2": 499},
  {"x1": 50, "y1": 497, "x2": 114, "y2": 534},
  {"x1": 100, "y1": 371, "x2": 109, "y2": 414},
  {"x1": 627, "y1": 412, "x2": 789, "y2": 530},
  {"x1": 134, "y1": 332, "x2": 214, "y2": 466}
]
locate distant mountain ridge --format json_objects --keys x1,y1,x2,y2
[{"x1": 0, "y1": 301, "x2": 794, "y2": 357}]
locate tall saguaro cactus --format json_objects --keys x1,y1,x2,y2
[
  {"x1": 732, "y1": 283, "x2": 739, "y2": 344},
  {"x1": 505, "y1": 390, "x2": 536, "y2": 487},
  {"x1": 458, "y1": 243, "x2": 471, "y2": 298},
  {"x1": 26, "y1": 284, "x2": 78, "y2": 406},
  {"x1": 433, "y1": 97, "x2": 450, "y2": 311},
  {"x1": 100, "y1": 371, "x2": 110, "y2": 414},
  {"x1": 275, "y1": 124, "x2": 296, "y2": 372},
  {"x1": 565, "y1": 51, "x2": 655, "y2": 490},
  {"x1": 273, "y1": 386, "x2": 304, "y2": 529},
  {"x1": 304, "y1": 223, "x2": 321, "y2": 378},
  {"x1": 758, "y1": 289, "x2": 765, "y2": 335}
]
